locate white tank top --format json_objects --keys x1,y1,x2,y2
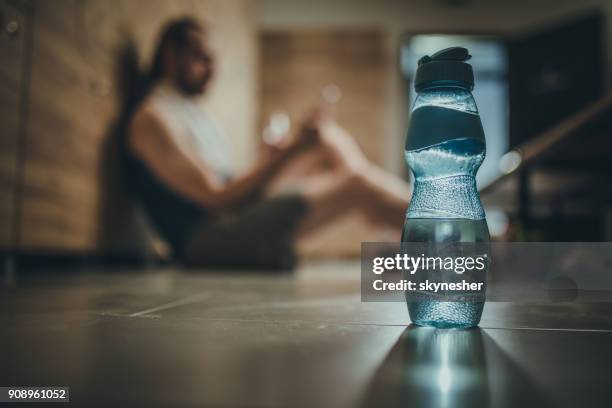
[{"x1": 147, "y1": 81, "x2": 234, "y2": 178}]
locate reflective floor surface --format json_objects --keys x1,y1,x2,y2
[{"x1": 1, "y1": 261, "x2": 611, "y2": 407}]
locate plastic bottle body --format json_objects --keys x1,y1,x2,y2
[{"x1": 403, "y1": 86, "x2": 490, "y2": 328}]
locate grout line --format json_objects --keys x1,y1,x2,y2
[
  {"x1": 481, "y1": 326, "x2": 612, "y2": 333},
  {"x1": 128, "y1": 294, "x2": 212, "y2": 317},
  {"x1": 158, "y1": 316, "x2": 612, "y2": 333},
  {"x1": 110, "y1": 309, "x2": 612, "y2": 333}
]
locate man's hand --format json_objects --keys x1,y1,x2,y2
[
  {"x1": 259, "y1": 138, "x2": 288, "y2": 163},
  {"x1": 296, "y1": 107, "x2": 328, "y2": 147},
  {"x1": 257, "y1": 105, "x2": 341, "y2": 171}
]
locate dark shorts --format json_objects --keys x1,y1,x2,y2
[{"x1": 179, "y1": 194, "x2": 308, "y2": 270}]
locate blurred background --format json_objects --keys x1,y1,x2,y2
[{"x1": 2, "y1": 0, "x2": 612, "y2": 269}]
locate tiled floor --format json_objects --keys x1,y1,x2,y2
[{"x1": 1, "y1": 261, "x2": 611, "y2": 407}]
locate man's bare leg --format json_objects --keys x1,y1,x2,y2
[
  {"x1": 294, "y1": 168, "x2": 408, "y2": 240},
  {"x1": 318, "y1": 120, "x2": 411, "y2": 211},
  {"x1": 262, "y1": 118, "x2": 412, "y2": 238},
  {"x1": 297, "y1": 119, "x2": 413, "y2": 228}
]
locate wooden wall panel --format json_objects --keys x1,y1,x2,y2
[
  {"x1": 0, "y1": 1, "x2": 29, "y2": 248},
  {"x1": 260, "y1": 31, "x2": 388, "y2": 165},
  {"x1": 17, "y1": 0, "x2": 257, "y2": 252}
]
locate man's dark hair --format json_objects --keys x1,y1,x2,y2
[
  {"x1": 148, "y1": 17, "x2": 204, "y2": 85},
  {"x1": 112, "y1": 18, "x2": 204, "y2": 173}
]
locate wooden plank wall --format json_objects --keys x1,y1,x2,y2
[
  {"x1": 260, "y1": 31, "x2": 388, "y2": 166},
  {"x1": 0, "y1": 0, "x2": 257, "y2": 254}
]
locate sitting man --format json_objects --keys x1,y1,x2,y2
[{"x1": 125, "y1": 18, "x2": 411, "y2": 269}]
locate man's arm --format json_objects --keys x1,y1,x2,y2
[{"x1": 128, "y1": 108, "x2": 304, "y2": 210}]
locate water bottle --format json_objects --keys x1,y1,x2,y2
[{"x1": 402, "y1": 47, "x2": 490, "y2": 328}]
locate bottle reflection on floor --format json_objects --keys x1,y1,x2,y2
[
  {"x1": 361, "y1": 325, "x2": 553, "y2": 408},
  {"x1": 400, "y1": 327, "x2": 489, "y2": 408}
]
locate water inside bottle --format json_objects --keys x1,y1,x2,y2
[{"x1": 402, "y1": 218, "x2": 489, "y2": 328}]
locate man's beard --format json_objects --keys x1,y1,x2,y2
[
  {"x1": 177, "y1": 77, "x2": 209, "y2": 96},
  {"x1": 178, "y1": 82, "x2": 206, "y2": 96}
]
